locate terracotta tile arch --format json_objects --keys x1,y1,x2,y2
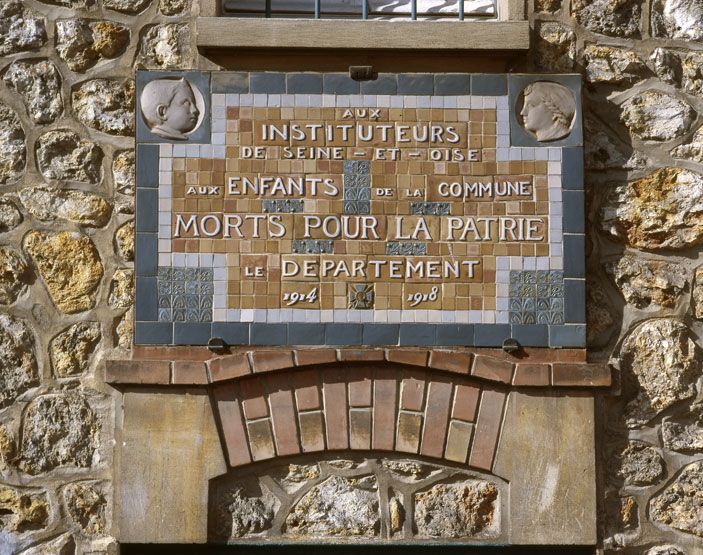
[{"x1": 211, "y1": 364, "x2": 508, "y2": 476}]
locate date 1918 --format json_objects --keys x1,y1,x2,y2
[{"x1": 406, "y1": 286, "x2": 439, "y2": 307}]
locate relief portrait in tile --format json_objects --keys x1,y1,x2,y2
[
  {"x1": 140, "y1": 77, "x2": 204, "y2": 140},
  {"x1": 519, "y1": 81, "x2": 576, "y2": 142}
]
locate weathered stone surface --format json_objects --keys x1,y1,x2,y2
[
  {"x1": 62, "y1": 482, "x2": 106, "y2": 537},
  {"x1": 381, "y1": 460, "x2": 433, "y2": 480},
  {"x1": 285, "y1": 475, "x2": 380, "y2": 537},
  {"x1": 0, "y1": 314, "x2": 38, "y2": 409},
  {"x1": 0, "y1": 199, "x2": 22, "y2": 233},
  {"x1": 226, "y1": 487, "x2": 277, "y2": 538},
  {"x1": 137, "y1": 24, "x2": 191, "y2": 69},
  {"x1": 644, "y1": 546, "x2": 686, "y2": 555},
  {"x1": 19, "y1": 392, "x2": 99, "y2": 474},
  {"x1": 72, "y1": 79, "x2": 135, "y2": 136},
  {"x1": 50, "y1": 322, "x2": 101, "y2": 378},
  {"x1": 115, "y1": 220, "x2": 134, "y2": 261},
  {"x1": 535, "y1": 0, "x2": 560, "y2": 12},
  {"x1": 112, "y1": 150, "x2": 135, "y2": 195},
  {"x1": 389, "y1": 496, "x2": 404, "y2": 534},
  {"x1": 601, "y1": 168, "x2": 703, "y2": 250},
  {"x1": 586, "y1": 280, "x2": 616, "y2": 347},
  {"x1": 650, "y1": 461, "x2": 703, "y2": 537},
  {"x1": 160, "y1": 0, "x2": 189, "y2": 15},
  {"x1": 662, "y1": 414, "x2": 703, "y2": 453},
  {"x1": 0, "y1": 247, "x2": 29, "y2": 305},
  {"x1": 604, "y1": 492, "x2": 638, "y2": 546},
  {"x1": 108, "y1": 269, "x2": 133, "y2": 309},
  {"x1": 24, "y1": 231, "x2": 104, "y2": 314},
  {"x1": 274, "y1": 464, "x2": 320, "y2": 492},
  {"x1": 19, "y1": 187, "x2": 111, "y2": 227},
  {"x1": 619, "y1": 319, "x2": 699, "y2": 427},
  {"x1": 611, "y1": 441, "x2": 665, "y2": 486},
  {"x1": 651, "y1": 0, "x2": 703, "y2": 41},
  {"x1": 3, "y1": 60, "x2": 62, "y2": 124},
  {"x1": 0, "y1": 484, "x2": 48, "y2": 532},
  {"x1": 56, "y1": 19, "x2": 129, "y2": 73},
  {"x1": 584, "y1": 45, "x2": 647, "y2": 85},
  {"x1": 20, "y1": 533, "x2": 75, "y2": 555},
  {"x1": 620, "y1": 90, "x2": 695, "y2": 142},
  {"x1": 606, "y1": 255, "x2": 687, "y2": 308},
  {"x1": 535, "y1": 22, "x2": 575, "y2": 72},
  {"x1": 36, "y1": 130, "x2": 103, "y2": 184},
  {"x1": 649, "y1": 48, "x2": 682, "y2": 85},
  {"x1": 115, "y1": 197, "x2": 134, "y2": 215},
  {"x1": 0, "y1": 104, "x2": 26, "y2": 185},
  {"x1": 104, "y1": 0, "x2": 152, "y2": 13},
  {"x1": 584, "y1": 115, "x2": 647, "y2": 170},
  {"x1": 572, "y1": 0, "x2": 641, "y2": 38},
  {"x1": 693, "y1": 266, "x2": 703, "y2": 318},
  {"x1": 0, "y1": 2, "x2": 47, "y2": 56},
  {"x1": 414, "y1": 480, "x2": 498, "y2": 538},
  {"x1": 681, "y1": 51, "x2": 703, "y2": 97},
  {"x1": 0, "y1": 424, "x2": 16, "y2": 469},
  {"x1": 115, "y1": 307, "x2": 133, "y2": 349},
  {"x1": 672, "y1": 126, "x2": 703, "y2": 163}
]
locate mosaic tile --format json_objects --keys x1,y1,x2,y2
[
  {"x1": 262, "y1": 199, "x2": 304, "y2": 213},
  {"x1": 292, "y1": 240, "x2": 334, "y2": 254},
  {"x1": 410, "y1": 202, "x2": 450, "y2": 216},
  {"x1": 385, "y1": 242, "x2": 427, "y2": 256},
  {"x1": 135, "y1": 71, "x2": 584, "y2": 346},
  {"x1": 348, "y1": 284, "x2": 374, "y2": 310}
]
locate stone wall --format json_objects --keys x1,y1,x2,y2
[
  {"x1": 0, "y1": 0, "x2": 701, "y2": 552},
  {"x1": 532, "y1": 1, "x2": 703, "y2": 552}
]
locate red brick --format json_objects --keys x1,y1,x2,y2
[
  {"x1": 400, "y1": 371, "x2": 426, "y2": 411},
  {"x1": 348, "y1": 368, "x2": 373, "y2": 407},
  {"x1": 471, "y1": 355, "x2": 514, "y2": 384},
  {"x1": 552, "y1": 363, "x2": 612, "y2": 387},
  {"x1": 239, "y1": 378, "x2": 268, "y2": 420},
  {"x1": 105, "y1": 360, "x2": 170, "y2": 384},
  {"x1": 420, "y1": 378, "x2": 453, "y2": 459},
  {"x1": 372, "y1": 368, "x2": 397, "y2": 451},
  {"x1": 468, "y1": 389, "x2": 507, "y2": 471},
  {"x1": 251, "y1": 350, "x2": 294, "y2": 373},
  {"x1": 428, "y1": 351, "x2": 471, "y2": 374},
  {"x1": 294, "y1": 349, "x2": 337, "y2": 367},
  {"x1": 444, "y1": 420, "x2": 473, "y2": 463},
  {"x1": 246, "y1": 419, "x2": 276, "y2": 461},
  {"x1": 339, "y1": 349, "x2": 384, "y2": 361},
  {"x1": 266, "y1": 374, "x2": 300, "y2": 456},
  {"x1": 513, "y1": 363, "x2": 551, "y2": 386},
  {"x1": 322, "y1": 369, "x2": 348, "y2": 450},
  {"x1": 171, "y1": 360, "x2": 208, "y2": 385},
  {"x1": 293, "y1": 369, "x2": 320, "y2": 411},
  {"x1": 299, "y1": 411, "x2": 325, "y2": 452},
  {"x1": 386, "y1": 349, "x2": 429, "y2": 367},
  {"x1": 396, "y1": 411, "x2": 422, "y2": 453},
  {"x1": 131, "y1": 345, "x2": 214, "y2": 362},
  {"x1": 208, "y1": 354, "x2": 250, "y2": 382},
  {"x1": 349, "y1": 408, "x2": 372, "y2": 450},
  {"x1": 452, "y1": 383, "x2": 480, "y2": 422},
  {"x1": 211, "y1": 382, "x2": 251, "y2": 467}
]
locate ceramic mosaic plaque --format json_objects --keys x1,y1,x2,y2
[{"x1": 135, "y1": 71, "x2": 585, "y2": 347}]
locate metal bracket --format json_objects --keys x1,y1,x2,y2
[{"x1": 349, "y1": 66, "x2": 377, "y2": 81}]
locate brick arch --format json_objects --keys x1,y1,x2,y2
[{"x1": 211, "y1": 363, "x2": 507, "y2": 475}]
